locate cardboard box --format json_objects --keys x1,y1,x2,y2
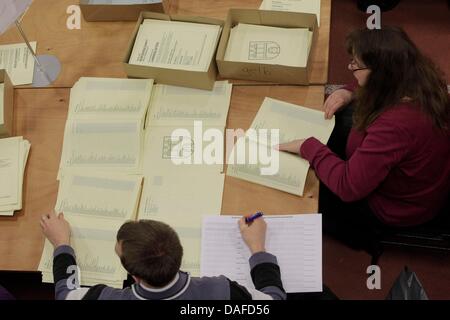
[
  {"x1": 79, "y1": 0, "x2": 169, "y2": 22},
  {"x1": 216, "y1": 9, "x2": 318, "y2": 85},
  {"x1": 0, "y1": 70, "x2": 14, "y2": 138},
  {"x1": 123, "y1": 12, "x2": 223, "y2": 90}
]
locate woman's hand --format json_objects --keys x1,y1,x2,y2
[
  {"x1": 323, "y1": 89, "x2": 353, "y2": 119},
  {"x1": 275, "y1": 139, "x2": 306, "y2": 155}
]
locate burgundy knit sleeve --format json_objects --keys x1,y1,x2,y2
[{"x1": 300, "y1": 120, "x2": 411, "y2": 202}]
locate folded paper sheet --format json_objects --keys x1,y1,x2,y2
[
  {"x1": 201, "y1": 214, "x2": 322, "y2": 293},
  {"x1": 227, "y1": 97, "x2": 334, "y2": 196}
]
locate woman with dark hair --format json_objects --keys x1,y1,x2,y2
[{"x1": 277, "y1": 27, "x2": 450, "y2": 250}]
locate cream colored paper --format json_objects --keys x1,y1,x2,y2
[
  {"x1": 227, "y1": 97, "x2": 334, "y2": 196},
  {"x1": 68, "y1": 78, "x2": 154, "y2": 120},
  {"x1": 260, "y1": 0, "x2": 321, "y2": 26},
  {"x1": 0, "y1": 137, "x2": 30, "y2": 214},
  {"x1": 39, "y1": 173, "x2": 143, "y2": 287},
  {"x1": 59, "y1": 119, "x2": 144, "y2": 174},
  {"x1": 129, "y1": 19, "x2": 221, "y2": 72},
  {"x1": 0, "y1": 83, "x2": 4, "y2": 125},
  {"x1": 224, "y1": 24, "x2": 312, "y2": 67},
  {"x1": 0, "y1": 137, "x2": 20, "y2": 206},
  {"x1": 0, "y1": 42, "x2": 36, "y2": 85},
  {"x1": 147, "y1": 81, "x2": 232, "y2": 127}
]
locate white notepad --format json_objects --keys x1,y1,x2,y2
[{"x1": 201, "y1": 214, "x2": 322, "y2": 293}]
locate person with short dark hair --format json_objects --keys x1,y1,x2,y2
[
  {"x1": 40, "y1": 211, "x2": 286, "y2": 300},
  {"x1": 277, "y1": 26, "x2": 450, "y2": 250}
]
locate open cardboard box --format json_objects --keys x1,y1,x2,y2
[
  {"x1": 216, "y1": 9, "x2": 318, "y2": 85},
  {"x1": 0, "y1": 70, "x2": 14, "y2": 138},
  {"x1": 79, "y1": 0, "x2": 169, "y2": 22},
  {"x1": 123, "y1": 12, "x2": 223, "y2": 90}
]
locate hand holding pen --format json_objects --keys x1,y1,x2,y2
[{"x1": 239, "y1": 212, "x2": 266, "y2": 254}]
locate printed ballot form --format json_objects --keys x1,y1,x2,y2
[
  {"x1": 39, "y1": 173, "x2": 143, "y2": 288},
  {"x1": 201, "y1": 214, "x2": 323, "y2": 293},
  {"x1": 0, "y1": 42, "x2": 36, "y2": 85},
  {"x1": 225, "y1": 24, "x2": 313, "y2": 67},
  {"x1": 0, "y1": 136, "x2": 30, "y2": 216},
  {"x1": 260, "y1": 0, "x2": 321, "y2": 26},
  {"x1": 129, "y1": 19, "x2": 221, "y2": 72},
  {"x1": 227, "y1": 97, "x2": 335, "y2": 196}
]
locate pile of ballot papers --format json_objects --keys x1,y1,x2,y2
[{"x1": 0, "y1": 136, "x2": 31, "y2": 215}]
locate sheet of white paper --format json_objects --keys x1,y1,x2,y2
[
  {"x1": 0, "y1": 42, "x2": 36, "y2": 85},
  {"x1": 201, "y1": 214, "x2": 322, "y2": 293}
]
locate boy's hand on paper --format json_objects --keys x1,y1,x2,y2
[
  {"x1": 40, "y1": 211, "x2": 71, "y2": 248},
  {"x1": 275, "y1": 139, "x2": 306, "y2": 155},
  {"x1": 323, "y1": 88, "x2": 353, "y2": 119},
  {"x1": 239, "y1": 217, "x2": 267, "y2": 254}
]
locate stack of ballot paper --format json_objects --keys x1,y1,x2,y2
[
  {"x1": 0, "y1": 136, "x2": 31, "y2": 216},
  {"x1": 137, "y1": 80, "x2": 233, "y2": 276},
  {"x1": 58, "y1": 77, "x2": 154, "y2": 178},
  {"x1": 39, "y1": 172, "x2": 143, "y2": 288},
  {"x1": 129, "y1": 19, "x2": 222, "y2": 72},
  {"x1": 224, "y1": 23, "x2": 313, "y2": 68},
  {"x1": 201, "y1": 214, "x2": 322, "y2": 293},
  {"x1": 227, "y1": 97, "x2": 335, "y2": 196},
  {"x1": 39, "y1": 77, "x2": 232, "y2": 285},
  {"x1": 0, "y1": 83, "x2": 4, "y2": 132},
  {"x1": 0, "y1": 42, "x2": 36, "y2": 86},
  {"x1": 259, "y1": 0, "x2": 321, "y2": 26}
]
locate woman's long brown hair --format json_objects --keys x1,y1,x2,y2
[{"x1": 346, "y1": 27, "x2": 449, "y2": 131}]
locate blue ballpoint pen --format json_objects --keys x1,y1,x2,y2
[{"x1": 245, "y1": 212, "x2": 264, "y2": 224}]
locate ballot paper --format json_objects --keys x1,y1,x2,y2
[
  {"x1": 147, "y1": 81, "x2": 232, "y2": 127},
  {"x1": 38, "y1": 173, "x2": 143, "y2": 287},
  {"x1": 260, "y1": 0, "x2": 321, "y2": 26},
  {"x1": 227, "y1": 97, "x2": 334, "y2": 196},
  {"x1": 58, "y1": 78, "x2": 154, "y2": 177},
  {"x1": 0, "y1": 42, "x2": 36, "y2": 85},
  {"x1": 0, "y1": 83, "x2": 4, "y2": 126},
  {"x1": 68, "y1": 77, "x2": 154, "y2": 120},
  {"x1": 225, "y1": 24, "x2": 312, "y2": 68},
  {"x1": 136, "y1": 81, "x2": 232, "y2": 276},
  {"x1": 0, "y1": 136, "x2": 31, "y2": 215},
  {"x1": 129, "y1": 19, "x2": 221, "y2": 72},
  {"x1": 201, "y1": 214, "x2": 322, "y2": 293}
]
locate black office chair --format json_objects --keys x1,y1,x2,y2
[{"x1": 370, "y1": 198, "x2": 450, "y2": 265}]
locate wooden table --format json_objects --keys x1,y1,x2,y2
[
  {"x1": 0, "y1": 0, "x2": 331, "y2": 271},
  {"x1": 0, "y1": 0, "x2": 330, "y2": 87}
]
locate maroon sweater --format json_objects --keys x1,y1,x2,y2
[{"x1": 300, "y1": 89, "x2": 450, "y2": 226}]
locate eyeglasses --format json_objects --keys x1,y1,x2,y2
[{"x1": 349, "y1": 59, "x2": 369, "y2": 72}]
